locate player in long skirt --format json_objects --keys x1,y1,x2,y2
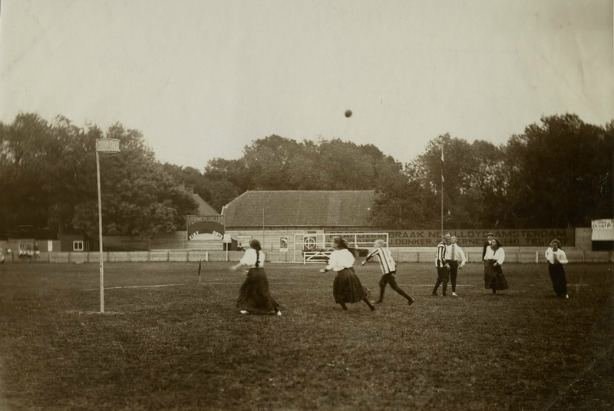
[
  {"x1": 482, "y1": 233, "x2": 495, "y2": 291},
  {"x1": 231, "y1": 239, "x2": 281, "y2": 315},
  {"x1": 483, "y1": 239, "x2": 508, "y2": 294},
  {"x1": 545, "y1": 239, "x2": 569, "y2": 298},
  {"x1": 320, "y1": 237, "x2": 375, "y2": 311}
]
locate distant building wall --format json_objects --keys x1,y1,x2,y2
[
  {"x1": 575, "y1": 228, "x2": 592, "y2": 250},
  {"x1": 101, "y1": 231, "x2": 223, "y2": 251},
  {"x1": 59, "y1": 234, "x2": 88, "y2": 252},
  {"x1": 224, "y1": 228, "x2": 324, "y2": 263}
]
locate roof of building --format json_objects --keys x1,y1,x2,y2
[
  {"x1": 192, "y1": 193, "x2": 220, "y2": 216},
  {"x1": 222, "y1": 190, "x2": 375, "y2": 228},
  {"x1": 0, "y1": 226, "x2": 58, "y2": 240}
]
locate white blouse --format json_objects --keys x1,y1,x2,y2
[
  {"x1": 239, "y1": 248, "x2": 265, "y2": 268},
  {"x1": 545, "y1": 248, "x2": 568, "y2": 264},
  {"x1": 483, "y1": 247, "x2": 505, "y2": 265},
  {"x1": 326, "y1": 249, "x2": 355, "y2": 271},
  {"x1": 445, "y1": 244, "x2": 467, "y2": 266}
]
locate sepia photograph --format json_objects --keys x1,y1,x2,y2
[{"x1": 0, "y1": 0, "x2": 613, "y2": 409}]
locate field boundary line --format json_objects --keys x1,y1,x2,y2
[{"x1": 84, "y1": 283, "x2": 185, "y2": 291}]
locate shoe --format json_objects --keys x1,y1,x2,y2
[
  {"x1": 432, "y1": 293, "x2": 437, "y2": 296},
  {"x1": 452, "y1": 292, "x2": 458, "y2": 297},
  {"x1": 239, "y1": 310, "x2": 248, "y2": 315},
  {"x1": 407, "y1": 299, "x2": 414, "y2": 306},
  {"x1": 276, "y1": 310, "x2": 282, "y2": 316}
]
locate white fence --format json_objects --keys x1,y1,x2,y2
[{"x1": 2, "y1": 247, "x2": 612, "y2": 264}]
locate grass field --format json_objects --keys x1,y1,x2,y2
[{"x1": 0, "y1": 261, "x2": 613, "y2": 410}]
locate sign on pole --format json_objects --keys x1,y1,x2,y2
[
  {"x1": 95, "y1": 138, "x2": 120, "y2": 313},
  {"x1": 96, "y1": 138, "x2": 120, "y2": 153},
  {"x1": 592, "y1": 219, "x2": 614, "y2": 241}
]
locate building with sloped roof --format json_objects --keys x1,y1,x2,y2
[
  {"x1": 190, "y1": 192, "x2": 219, "y2": 217},
  {"x1": 222, "y1": 190, "x2": 381, "y2": 261},
  {"x1": 223, "y1": 190, "x2": 375, "y2": 229}
]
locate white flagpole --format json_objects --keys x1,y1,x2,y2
[
  {"x1": 96, "y1": 151, "x2": 104, "y2": 313},
  {"x1": 95, "y1": 138, "x2": 120, "y2": 314},
  {"x1": 440, "y1": 143, "x2": 444, "y2": 237}
]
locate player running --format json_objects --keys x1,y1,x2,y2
[{"x1": 362, "y1": 239, "x2": 414, "y2": 306}]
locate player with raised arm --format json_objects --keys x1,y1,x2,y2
[{"x1": 362, "y1": 239, "x2": 414, "y2": 306}]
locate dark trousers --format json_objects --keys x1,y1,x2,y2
[
  {"x1": 548, "y1": 263, "x2": 567, "y2": 297},
  {"x1": 433, "y1": 266, "x2": 449, "y2": 295},
  {"x1": 378, "y1": 272, "x2": 413, "y2": 302},
  {"x1": 447, "y1": 260, "x2": 459, "y2": 292}
]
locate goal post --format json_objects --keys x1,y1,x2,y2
[{"x1": 293, "y1": 232, "x2": 389, "y2": 264}]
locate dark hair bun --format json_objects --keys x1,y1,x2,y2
[{"x1": 249, "y1": 239, "x2": 262, "y2": 251}]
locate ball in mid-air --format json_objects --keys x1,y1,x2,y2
[{"x1": 344, "y1": 109, "x2": 352, "y2": 118}]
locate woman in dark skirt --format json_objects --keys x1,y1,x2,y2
[
  {"x1": 231, "y1": 239, "x2": 281, "y2": 316},
  {"x1": 545, "y1": 239, "x2": 569, "y2": 299},
  {"x1": 483, "y1": 239, "x2": 508, "y2": 294},
  {"x1": 320, "y1": 237, "x2": 375, "y2": 311}
]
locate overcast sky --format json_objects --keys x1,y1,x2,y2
[{"x1": 1, "y1": 0, "x2": 612, "y2": 169}]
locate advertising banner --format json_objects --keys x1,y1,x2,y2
[
  {"x1": 388, "y1": 228, "x2": 574, "y2": 247},
  {"x1": 188, "y1": 221, "x2": 225, "y2": 241},
  {"x1": 591, "y1": 219, "x2": 614, "y2": 241}
]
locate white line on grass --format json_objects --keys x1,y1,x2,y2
[
  {"x1": 84, "y1": 283, "x2": 185, "y2": 291},
  {"x1": 65, "y1": 310, "x2": 124, "y2": 315},
  {"x1": 410, "y1": 284, "x2": 475, "y2": 287},
  {"x1": 194, "y1": 282, "x2": 476, "y2": 287}
]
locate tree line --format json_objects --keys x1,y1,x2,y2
[
  {"x1": 0, "y1": 114, "x2": 197, "y2": 240},
  {"x1": 0, "y1": 113, "x2": 612, "y2": 239}
]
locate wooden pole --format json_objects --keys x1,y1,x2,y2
[
  {"x1": 441, "y1": 143, "x2": 444, "y2": 237},
  {"x1": 96, "y1": 151, "x2": 105, "y2": 313}
]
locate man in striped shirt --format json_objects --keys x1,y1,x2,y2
[
  {"x1": 432, "y1": 233, "x2": 451, "y2": 296},
  {"x1": 362, "y1": 239, "x2": 414, "y2": 306}
]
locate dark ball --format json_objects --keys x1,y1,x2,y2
[{"x1": 344, "y1": 110, "x2": 352, "y2": 118}]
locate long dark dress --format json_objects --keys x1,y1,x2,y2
[
  {"x1": 548, "y1": 263, "x2": 567, "y2": 297},
  {"x1": 333, "y1": 268, "x2": 367, "y2": 304},
  {"x1": 237, "y1": 267, "x2": 280, "y2": 314},
  {"x1": 484, "y1": 260, "x2": 508, "y2": 290}
]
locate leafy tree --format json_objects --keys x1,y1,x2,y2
[
  {"x1": 504, "y1": 114, "x2": 613, "y2": 227},
  {"x1": 369, "y1": 171, "x2": 433, "y2": 228},
  {"x1": 2, "y1": 112, "x2": 612, "y2": 235},
  {"x1": 0, "y1": 114, "x2": 197, "y2": 240},
  {"x1": 405, "y1": 134, "x2": 507, "y2": 228},
  {"x1": 202, "y1": 135, "x2": 404, "y2": 192}
]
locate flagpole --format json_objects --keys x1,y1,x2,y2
[{"x1": 440, "y1": 143, "x2": 444, "y2": 237}]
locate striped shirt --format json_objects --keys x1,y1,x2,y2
[
  {"x1": 365, "y1": 247, "x2": 396, "y2": 274},
  {"x1": 435, "y1": 242, "x2": 446, "y2": 267}
]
